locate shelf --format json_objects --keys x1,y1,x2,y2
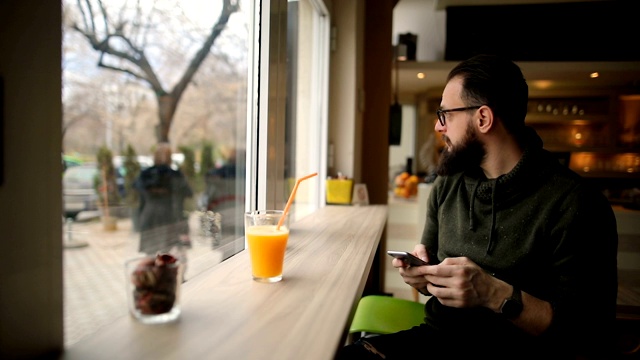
[
  {"x1": 418, "y1": 88, "x2": 640, "y2": 183},
  {"x1": 546, "y1": 147, "x2": 640, "y2": 154},
  {"x1": 574, "y1": 171, "x2": 640, "y2": 179},
  {"x1": 526, "y1": 114, "x2": 609, "y2": 124}
]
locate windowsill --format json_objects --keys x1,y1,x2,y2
[{"x1": 62, "y1": 205, "x2": 388, "y2": 360}]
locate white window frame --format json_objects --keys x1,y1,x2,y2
[{"x1": 248, "y1": 0, "x2": 329, "y2": 216}]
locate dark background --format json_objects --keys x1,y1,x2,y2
[{"x1": 445, "y1": 1, "x2": 640, "y2": 62}]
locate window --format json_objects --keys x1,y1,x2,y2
[
  {"x1": 62, "y1": 0, "x2": 328, "y2": 348},
  {"x1": 62, "y1": 0, "x2": 251, "y2": 347},
  {"x1": 249, "y1": 0, "x2": 328, "y2": 216},
  {"x1": 284, "y1": 0, "x2": 329, "y2": 219}
]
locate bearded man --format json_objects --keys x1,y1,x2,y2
[{"x1": 337, "y1": 54, "x2": 618, "y2": 359}]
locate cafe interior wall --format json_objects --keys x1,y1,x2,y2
[
  {"x1": 328, "y1": 0, "x2": 395, "y2": 206},
  {"x1": 327, "y1": 0, "x2": 361, "y2": 184}
]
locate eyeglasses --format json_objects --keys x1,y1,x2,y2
[{"x1": 436, "y1": 106, "x2": 482, "y2": 127}]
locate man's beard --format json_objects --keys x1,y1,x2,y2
[{"x1": 436, "y1": 122, "x2": 486, "y2": 176}]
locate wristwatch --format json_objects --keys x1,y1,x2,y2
[{"x1": 499, "y1": 286, "x2": 523, "y2": 319}]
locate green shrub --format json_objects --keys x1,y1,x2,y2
[
  {"x1": 95, "y1": 146, "x2": 121, "y2": 208},
  {"x1": 123, "y1": 144, "x2": 141, "y2": 207},
  {"x1": 200, "y1": 142, "x2": 215, "y2": 178}
]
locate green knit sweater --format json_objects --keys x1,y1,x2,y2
[{"x1": 420, "y1": 128, "x2": 618, "y2": 357}]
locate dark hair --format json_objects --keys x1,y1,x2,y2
[{"x1": 447, "y1": 54, "x2": 528, "y2": 137}]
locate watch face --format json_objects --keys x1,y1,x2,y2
[{"x1": 502, "y1": 298, "x2": 523, "y2": 318}]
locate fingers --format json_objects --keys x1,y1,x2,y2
[
  {"x1": 391, "y1": 257, "x2": 406, "y2": 269},
  {"x1": 412, "y1": 244, "x2": 429, "y2": 264},
  {"x1": 438, "y1": 256, "x2": 476, "y2": 266},
  {"x1": 399, "y1": 266, "x2": 431, "y2": 289},
  {"x1": 427, "y1": 284, "x2": 467, "y2": 307},
  {"x1": 420, "y1": 258, "x2": 492, "y2": 309}
]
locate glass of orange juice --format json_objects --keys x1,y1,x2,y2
[{"x1": 245, "y1": 210, "x2": 290, "y2": 283}]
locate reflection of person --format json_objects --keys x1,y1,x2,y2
[
  {"x1": 337, "y1": 55, "x2": 618, "y2": 358},
  {"x1": 204, "y1": 148, "x2": 244, "y2": 203},
  {"x1": 204, "y1": 148, "x2": 245, "y2": 244},
  {"x1": 134, "y1": 143, "x2": 193, "y2": 258}
]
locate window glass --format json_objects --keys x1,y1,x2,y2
[
  {"x1": 283, "y1": 0, "x2": 328, "y2": 220},
  {"x1": 61, "y1": 0, "x2": 329, "y2": 348},
  {"x1": 62, "y1": 0, "x2": 252, "y2": 347}
]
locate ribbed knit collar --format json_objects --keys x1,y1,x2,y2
[
  {"x1": 467, "y1": 127, "x2": 544, "y2": 203},
  {"x1": 463, "y1": 126, "x2": 546, "y2": 254}
]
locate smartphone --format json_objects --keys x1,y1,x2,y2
[{"x1": 387, "y1": 251, "x2": 429, "y2": 267}]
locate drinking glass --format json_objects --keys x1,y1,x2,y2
[
  {"x1": 125, "y1": 254, "x2": 184, "y2": 324},
  {"x1": 245, "y1": 210, "x2": 290, "y2": 283}
]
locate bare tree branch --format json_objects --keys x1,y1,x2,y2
[
  {"x1": 70, "y1": 0, "x2": 240, "y2": 143},
  {"x1": 172, "y1": 0, "x2": 239, "y2": 99}
]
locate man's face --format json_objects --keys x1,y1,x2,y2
[
  {"x1": 436, "y1": 121, "x2": 485, "y2": 176},
  {"x1": 435, "y1": 77, "x2": 486, "y2": 176}
]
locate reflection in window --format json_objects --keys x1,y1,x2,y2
[{"x1": 62, "y1": 0, "x2": 251, "y2": 347}]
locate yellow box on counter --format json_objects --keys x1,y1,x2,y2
[{"x1": 326, "y1": 179, "x2": 353, "y2": 204}]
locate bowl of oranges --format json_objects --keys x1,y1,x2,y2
[{"x1": 393, "y1": 172, "x2": 420, "y2": 199}]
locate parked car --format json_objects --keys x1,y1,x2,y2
[
  {"x1": 62, "y1": 164, "x2": 100, "y2": 220},
  {"x1": 62, "y1": 154, "x2": 84, "y2": 171}
]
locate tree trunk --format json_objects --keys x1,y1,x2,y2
[{"x1": 157, "y1": 94, "x2": 178, "y2": 142}]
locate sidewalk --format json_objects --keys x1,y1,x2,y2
[{"x1": 63, "y1": 212, "x2": 227, "y2": 348}]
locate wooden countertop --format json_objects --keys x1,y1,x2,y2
[{"x1": 63, "y1": 205, "x2": 388, "y2": 360}]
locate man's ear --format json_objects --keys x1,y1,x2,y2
[{"x1": 476, "y1": 105, "x2": 493, "y2": 134}]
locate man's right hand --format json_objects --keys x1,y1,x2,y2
[{"x1": 393, "y1": 244, "x2": 431, "y2": 294}]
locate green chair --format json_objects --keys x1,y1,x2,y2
[{"x1": 349, "y1": 295, "x2": 425, "y2": 340}]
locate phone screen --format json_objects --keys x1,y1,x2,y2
[{"x1": 387, "y1": 251, "x2": 428, "y2": 267}]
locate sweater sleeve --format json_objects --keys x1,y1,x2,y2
[
  {"x1": 420, "y1": 176, "x2": 442, "y2": 265},
  {"x1": 542, "y1": 183, "x2": 618, "y2": 357}
]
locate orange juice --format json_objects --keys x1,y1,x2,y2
[{"x1": 247, "y1": 225, "x2": 290, "y2": 281}]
